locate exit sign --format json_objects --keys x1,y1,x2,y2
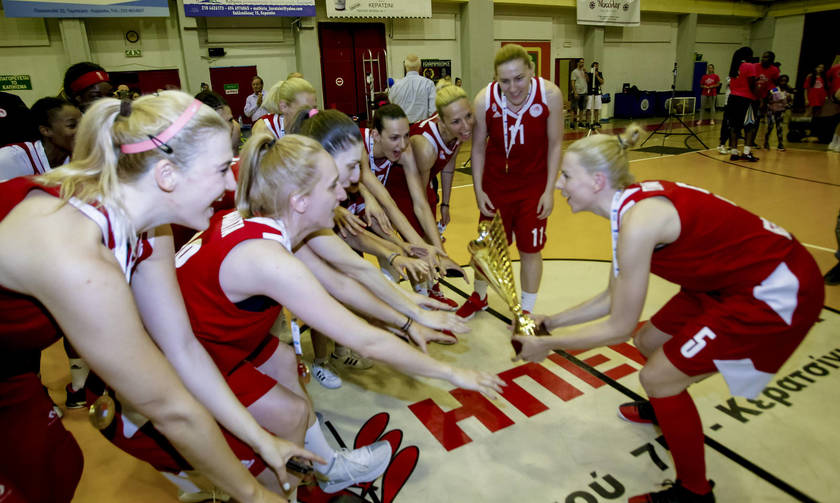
[
  {"x1": 223, "y1": 83, "x2": 239, "y2": 95},
  {"x1": 125, "y1": 48, "x2": 142, "y2": 57}
]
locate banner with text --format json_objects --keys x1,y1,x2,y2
[
  {"x1": 2, "y1": 0, "x2": 168, "y2": 17},
  {"x1": 326, "y1": 0, "x2": 430, "y2": 18},
  {"x1": 184, "y1": 0, "x2": 314, "y2": 17},
  {"x1": 576, "y1": 0, "x2": 639, "y2": 27}
]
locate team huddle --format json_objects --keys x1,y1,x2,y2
[{"x1": 0, "y1": 44, "x2": 825, "y2": 503}]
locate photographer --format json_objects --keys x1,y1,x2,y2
[{"x1": 586, "y1": 62, "x2": 605, "y2": 128}]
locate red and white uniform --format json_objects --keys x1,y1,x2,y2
[
  {"x1": 258, "y1": 113, "x2": 285, "y2": 139},
  {"x1": 615, "y1": 180, "x2": 824, "y2": 398},
  {"x1": 410, "y1": 114, "x2": 460, "y2": 214},
  {"x1": 0, "y1": 140, "x2": 68, "y2": 181},
  {"x1": 361, "y1": 127, "x2": 424, "y2": 235},
  {"x1": 700, "y1": 73, "x2": 720, "y2": 97},
  {"x1": 341, "y1": 188, "x2": 366, "y2": 219},
  {"x1": 481, "y1": 77, "x2": 550, "y2": 253},
  {"x1": 0, "y1": 176, "x2": 152, "y2": 502}
]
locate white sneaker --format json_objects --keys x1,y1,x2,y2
[
  {"x1": 829, "y1": 142, "x2": 840, "y2": 152},
  {"x1": 318, "y1": 441, "x2": 392, "y2": 494},
  {"x1": 331, "y1": 347, "x2": 373, "y2": 370},
  {"x1": 717, "y1": 145, "x2": 728, "y2": 154},
  {"x1": 313, "y1": 361, "x2": 342, "y2": 389}
]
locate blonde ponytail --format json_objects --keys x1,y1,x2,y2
[{"x1": 565, "y1": 122, "x2": 643, "y2": 189}]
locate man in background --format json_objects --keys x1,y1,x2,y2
[
  {"x1": 570, "y1": 58, "x2": 588, "y2": 129},
  {"x1": 586, "y1": 61, "x2": 605, "y2": 128},
  {"x1": 389, "y1": 54, "x2": 436, "y2": 123},
  {"x1": 243, "y1": 75, "x2": 267, "y2": 123}
]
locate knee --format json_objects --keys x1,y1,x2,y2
[{"x1": 638, "y1": 364, "x2": 667, "y2": 396}]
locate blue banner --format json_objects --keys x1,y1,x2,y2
[
  {"x1": 184, "y1": 0, "x2": 314, "y2": 17},
  {"x1": 1, "y1": 0, "x2": 169, "y2": 17}
]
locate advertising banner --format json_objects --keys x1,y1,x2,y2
[
  {"x1": 2, "y1": 0, "x2": 168, "y2": 17},
  {"x1": 326, "y1": 0, "x2": 430, "y2": 19},
  {"x1": 576, "y1": 0, "x2": 640, "y2": 27},
  {"x1": 184, "y1": 0, "x2": 314, "y2": 17}
]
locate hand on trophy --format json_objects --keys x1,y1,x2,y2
[{"x1": 511, "y1": 334, "x2": 553, "y2": 363}]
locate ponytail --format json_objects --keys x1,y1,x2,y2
[{"x1": 565, "y1": 123, "x2": 642, "y2": 190}]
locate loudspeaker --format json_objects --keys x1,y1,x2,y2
[{"x1": 208, "y1": 48, "x2": 225, "y2": 58}]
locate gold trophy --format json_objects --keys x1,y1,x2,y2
[{"x1": 468, "y1": 212, "x2": 539, "y2": 354}]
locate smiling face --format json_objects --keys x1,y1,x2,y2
[
  {"x1": 252, "y1": 78, "x2": 263, "y2": 94},
  {"x1": 439, "y1": 97, "x2": 474, "y2": 143},
  {"x1": 331, "y1": 140, "x2": 362, "y2": 189},
  {"x1": 303, "y1": 151, "x2": 347, "y2": 229},
  {"x1": 172, "y1": 130, "x2": 236, "y2": 230},
  {"x1": 42, "y1": 104, "x2": 82, "y2": 155},
  {"x1": 496, "y1": 58, "x2": 533, "y2": 107},
  {"x1": 556, "y1": 152, "x2": 600, "y2": 214},
  {"x1": 707, "y1": 64, "x2": 715, "y2": 74},
  {"x1": 373, "y1": 116, "x2": 410, "y2": 162}
]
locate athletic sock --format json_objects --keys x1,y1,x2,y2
[
  {"x1": 304, "y1": 420, "x2": 336, "y2": 473},
  {"x1": 730, "y1": 148, "x2": 739, "y2": 156},
  {"x1": 521, "y1": 291, "x2": 537, "y2": 312},
  {"x1": 69, "y1": 358, "x2": 89, "y2": 391},
  {"x1": 474, "y1": 279, "x2": 488, "y2": 299},
  {"x1": 649, "y1": 391, "x2": 712, "y2": 495},
  {"x1": 743, "y1": 145, "x2": 751, "y2": 155}
]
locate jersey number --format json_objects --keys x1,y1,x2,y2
[
  {"x1": 531, "y1": 227, "x2": 545, "y2": 248},
  {"x1": 680, "y1": 326, "x2": 716, "y2": 358}
]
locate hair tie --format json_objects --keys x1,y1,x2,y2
[
  {"x1": 119, "y1": 100, "x2": 132, "y2": 117},
  {"x1": 308, "y1": 108, "x2": 319, "y2": 118}
]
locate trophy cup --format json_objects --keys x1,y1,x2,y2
[{"x1": 468, "y1": 212, "x2": 537, "y2": 354}]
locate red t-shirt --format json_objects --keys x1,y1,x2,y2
[
  {"x1": 700, "y1": 73, "x2": 720, "y2": 96},
  {"x1": 728, "y1": 62, "x2": 756, "y2": 101},
  {"x1": 752, "y1": 63, "x2": 780, "y2": 99}
]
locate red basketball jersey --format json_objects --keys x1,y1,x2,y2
[
  {"x1": 616, "y1": 180, "x2": 806, "y2": 292},
  {"x1": 175, "y1": 209, "x2": 285, "y2": 375},
  {"x1": 0, "y1": 140, "x2": 61, "y2": 180},
  {"x1": 0, "y1": 177, "x2": 153, "y2": 356},
  {"x1": 483, "y1": 77, "x2": 549, "y2": 201},
  {"x1": 410, "y1": 114, "x2": 460, "y2": 180},
  {"x1": 361, "y1": 127, "x2": 423, "y2": 234},
  {"x1": 258, "y1": 114, "x2": 285, "y2": 139}
]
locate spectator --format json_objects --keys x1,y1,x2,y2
[
  {"x1": 570, "y1": 58, "x2": 588, "y2": 128},
  {"x1": 803, "y1": 64, "x2": 827, "y2": 121},
  {"x1": 586, "y1": 61, "x2": 605, "y2": 128},
  {"x1": 697, "y1": 64, "x2": 720, "y2": 125},
  {"x1": 763, "y1": 75, "x2": 793, "y2": 151},
  {"x1": 243, "y1": 75, "x2": 268, "y2": 123},
  {"x1": 200, "y1": 82, "x2": 210, "y2": 92},
  {"x1": 827, "y1": 59, "x2": 840, "y2": 152},
  {"x1": 388, "y1": 54, "x2": 436, "y2": 123},
  {"x1": 455, "y1": 77, "x2": 462, "y2": 87}
]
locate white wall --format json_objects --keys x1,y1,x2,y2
[
  {"x1": 603, "y1": 14, "x2": 678, "y2": 99},
  {"x1": 87, "y1": 15, "x2": 183, "y2": 77},
  {"x1": 772, "y1": 15, "x2": 805, "y2": 84},
  {"x1": 389, "y1": 5, "x2": 462, "y2": 84},
  {"x1": 0, "y1": 17, "x2": 67, "y2": 105}
]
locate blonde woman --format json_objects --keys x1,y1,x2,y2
[
  {"x1": 459, "y1": 43, "x2": 564, "y2": 320},
  {"x1": 514, "y1": 124, "x2": 823, "y2": 502},
  {"x1": 251, "y1": 78, "x2": 317, "y2": 139},
  {"x1": 174, "y1": 133, "x2": 505, "y2": 494},
  {"x1": 0, "y1": 91, "x2": 310, "y2": 503}
]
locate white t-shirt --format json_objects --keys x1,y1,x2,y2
[{"x1": 571, "y1": 69, "x2": 588, "y2": 96}]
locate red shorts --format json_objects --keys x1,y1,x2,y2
[
  {"x1": 651, "y1": 252, "x2": 824, "y2": 398},
  {"x1": 479, "y1": 195, "x2": 547, "y2": 253},
  {"x1": 0, "y1": 373, "x2": 83, "y2": 502},
  {"x1": 426, "y1": 184, "x2": 438, "y2": 220},
  {"x1": 225, "y1": 335, "x2": 279, "y2": 407},
  {"x1": 393, "y1": 192, "x2": 425, "y2": 237}
]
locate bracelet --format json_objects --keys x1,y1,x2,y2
[
  {"x1": 401, "y1": 316, "x2": 413, "y2": 332},
  {"x1": 387, "y1": 252, "x2": 400, "y2": 265},
  {"x1": 440, "y1": 203, "x2": 450, "y2": 207}
]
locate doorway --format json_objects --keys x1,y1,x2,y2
[
  {"x1": 318, "y1": 22, "x2": 387, "y2": 121},
  {"x1": 210, "y1": 65, "x2": 258, "y2": 125},
  {"x1": 554, "y1": 58, "x2": 580, "y2": 104},
  {"x1": 110, "y1": 69, "x2": 181, "y2": 97}
]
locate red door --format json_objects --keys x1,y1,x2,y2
[
  {"x1": 319, "y1": 23, "x2": 386, "y2": 121},
  {"x1": 210, "y1": 66, "x2": 258, "y2": 124}
]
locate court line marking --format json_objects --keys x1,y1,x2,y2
[{"x1": 440, "y1": 271, "x2": 821, "y2": 503}]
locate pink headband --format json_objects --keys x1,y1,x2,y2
[
  {"x1": 120, "y1": 99, "x2": 203, "y2": 154},
  {"x1": 308, "y1": 108, "x2": 319, "y2": 118}
]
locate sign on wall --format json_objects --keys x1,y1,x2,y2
[
  {"x1": 421, "y1": 59, "x2": 451, "y2": 83},
  {"x1": 576, "y1": 0, "x2": 640, "y2": 27},
  {"x1": 184, "y1": 0, "x2": 314, "y2": 17},
  {"x1": 326, "y1": 0, "x2": 430, "y2": 18},
  {"x1": 1, "y1": 0, "x2": 168, "y2": 17},
  {"x1": 0, "y1": 75, "x2": 32, "y2": 91}
]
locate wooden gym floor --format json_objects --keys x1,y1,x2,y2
[{"x1": 41, "y1": 114, "x2": 840, "y2": 502}]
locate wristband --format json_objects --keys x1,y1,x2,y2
[
  {"x1": 387, "y1": 252, "x2": 400, "y2": 265},
  {"x1": 401, "y1": 316, "x2": 413, "y2": 332},
  {"x1": 440, "y1": 203, "x2": 450, "y2": 207}
]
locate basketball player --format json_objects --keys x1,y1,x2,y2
[
  {"x1": 0, "y1": 97, "x2": 80, "y2": 180},
  {"x1": 458, "y1": 44, "x2": 564, "y2": 320},
  {"x1": 0, "y1": 91, "x2": 311, "y2": 503},
  {"x1": 251, "y1": 78, "x2": 316, "y2": 139},
  {"x1": 173, "y1": 133, "x2": 505, "y2": 494},
  {"x1": 514, "y1": 124, "x2": 823, "y2": 502}
]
